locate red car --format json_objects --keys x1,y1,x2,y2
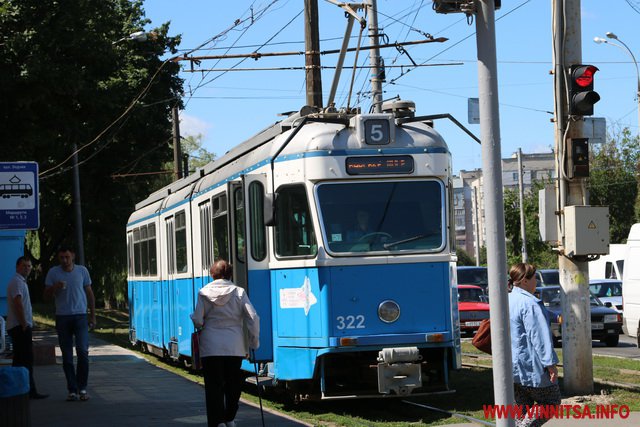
[{"x1": 458, "y1": 285, "x2": 490, "y2": 335}]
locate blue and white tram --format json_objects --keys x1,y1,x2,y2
[{"x1": 126, "y1": 100, "x2": 462, "y2": 399}]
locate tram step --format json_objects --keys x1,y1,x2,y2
[{"x1": 245, "y1": 375, "x2": 274, "y2": 387}]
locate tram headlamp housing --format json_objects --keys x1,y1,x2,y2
[{"x1": 378, "y1": 300, "x2": 400, "y2": 323}]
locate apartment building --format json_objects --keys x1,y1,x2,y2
[{"x1": 453, "y1": 151, "x2": 555, "y2": 258}]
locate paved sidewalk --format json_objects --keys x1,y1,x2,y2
[
  {"x1": 28, "y1": 331, "x2": 309, "y2": 427},
  {"x1": 20, "y1": 331, "x2": 640, "y2": 426}
]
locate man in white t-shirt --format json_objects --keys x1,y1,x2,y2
[{"x1": 7, "y1": 256, "x2": 48, "y2": 399}]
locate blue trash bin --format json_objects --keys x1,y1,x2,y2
[{"x1": 0, "y1": 366, "x2": 31, "y2": 427}]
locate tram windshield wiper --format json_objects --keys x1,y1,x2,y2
[{"x1": 383, "y1": 234, "x2": 427, "y2": 250}]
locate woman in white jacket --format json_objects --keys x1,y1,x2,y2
[{"x1": 191, "y1": 259, "x2": 260, "y2": 427}]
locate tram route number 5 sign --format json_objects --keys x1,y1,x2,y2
[{"x1": 0, "y1": 162, "x2": 39, "y2": 230}]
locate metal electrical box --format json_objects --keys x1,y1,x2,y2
[
  {"x1": 564, "y1": 206, "x2": 609, "y2": 256},
  {"x1": 539, "y1": 185, "x2": 557, "y2": 242}
]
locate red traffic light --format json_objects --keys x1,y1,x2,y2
[
  {"x1": 569, "y1": 64, "x2": 600, "y2": 116},
  {"x1": 573, "y1": 65, "x2": 598, "y2": 88}
]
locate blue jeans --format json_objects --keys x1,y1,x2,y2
[{"x1": 55, "y1": 314, "x2": 89, "y2": 393}]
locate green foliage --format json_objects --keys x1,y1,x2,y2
[
  {"x1": 181, "y1": 134, "x2": 216, "y2": 172},
  {"x1": 588, "y1": 127, "x2": 640, "y2": 243},
  {"x1": 456, "y1": 247, "x2": 476, "y2": 266},
  {"x1": 503, "y1": 128, "x2": 640, "y2": 268},
  {"x1": 0, "y1": 0, "x2": 183, "y2": 307}
]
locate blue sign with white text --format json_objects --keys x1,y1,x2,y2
[{"x1": 0, "y1": 162, "x2": 39, "y2": 230}]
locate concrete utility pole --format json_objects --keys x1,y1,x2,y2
[
  {"x1": 552, "y1": 0, "x2": 594, "y2": 395},
  {"x1": 367, "y1": 0, "x2": 383, "y2": 113},
  {"x1": 172, "y1": 106, "x2": 183, "y2": 181},
  {"x1": 304, "y1": 0, "x2": 323, "y2": 109},
  {"x1": 475, "y1": 1, "x2": 514, "y2": 425},
  {"x1": 517, "y1": 148, "x2": 528, "y2": 263},
  {"x1": 72, "y1": 143, "x2": 85, "y2": 266}
]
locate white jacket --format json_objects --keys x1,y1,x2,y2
[{"x1": 190, "y1": 279, "x2": 260, "y2": 357}]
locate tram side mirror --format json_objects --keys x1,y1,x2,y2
[{"x1": 264, "y1": 193, "x2": 276, "y2": 226}]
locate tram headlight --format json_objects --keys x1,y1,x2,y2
[{"x1": 378, "y1": 300, "x2": 400, "y2": 323}]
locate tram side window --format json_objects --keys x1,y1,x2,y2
[
  {"x1": 249, "y1": 181, "x2": 266, "y2": 261},
  {"x1": 126, "y1": 232, "x2": 134, "y2": 276},
  {"x1": 141, "y1": 226, "x2": 149, "y2": 275},
  {"x1": 212, "y1": 194, "x2": 229, "y2": 261},
  {"x1": 133, "y1": 229, "x2": 142, "y2": 276},
  {"x1": 275, "y1": 185, "x2": 317, "y2": 257},
  {"x1": 148, "y1": 224, "x2": 157, "y2": 275},
  {"x1": 166, "y1": 219, "x2": 175, "y2": 274},
  {"x1": 234, "y1": 188, "x2": 245, "y2": 263},
  {"x1": 199, "y1": 202, "x2": 213, "y2": 271},
  {"x1": 175, "y1": 211, "x2": 188, "y2": 273},
  {"x1": 129, "y1": 225, "x2": 158, "y2": 277}
]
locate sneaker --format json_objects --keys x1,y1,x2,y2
[
  {"x1": 66, "y1": 392, "x2": 78, "y2": 401},
  {"x1": 79, "y1": 390, "x2": 89, "y2": 401}
]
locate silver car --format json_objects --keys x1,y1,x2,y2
[{"x1": 589, "y1": 279, "x2": 623, "y2": 313}]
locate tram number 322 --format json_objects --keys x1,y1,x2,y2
[{"x1": 336, "y1": 315, "x2": 366, "y2": 330}]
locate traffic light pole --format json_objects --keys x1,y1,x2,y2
[
  {"x1": 475, "y1": 2, "x2": 514, "y2": 425},
  {"x1": 552, "y1": 0, "x2": 594, "y2": 395}
]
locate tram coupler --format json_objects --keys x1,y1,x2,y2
[{"x1": 376, "y1": 346, "x2": 423, "y2": 396}]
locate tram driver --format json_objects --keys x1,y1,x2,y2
[{"x1": 347, "y1": 209, "x2": 374, "y2": 241}]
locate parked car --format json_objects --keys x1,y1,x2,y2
[
  {"x1": 457, "y1": 284, "x2": 490, "y2": 336},
  {"x1": 535, "y1": 269, "x2": 560, "y2": 287},
  {"x1": 589, "y1": 279, "x2": 623, "y2": 313},
  {"x1": 457, "y1": 266, "x2": 488, "y2": 292},
  {"x1": 534, "y1": 285, "x2": 622, "y2": 347}
]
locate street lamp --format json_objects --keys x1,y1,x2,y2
[
  {"x1": 112, "y1": 31, "x2": 148, "y2": 45},
  {"x1": 594, "y1": 32, "x2": 640, "y2": 132}
]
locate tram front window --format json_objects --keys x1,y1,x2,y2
[{"x1": 317, "y1": 181, "x2": 445, "y2": 254}]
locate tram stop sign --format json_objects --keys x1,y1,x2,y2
[{"x1": 0, "y1": 162, "x2": 39, "y2": 230}]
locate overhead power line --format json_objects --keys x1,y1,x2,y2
[
  {"x1": 176, "y1": 37, "x2": 447, "y2": 64},
  {"x1": 184, "y1": 62, "x2": 461, "y2": 73}
]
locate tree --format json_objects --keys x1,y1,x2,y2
[
  {"x1": 503, "y1": 180, "x2": 557, "y2": 269},
  {"x1": 588, "y1": 127, "x2": 640, "y2": 243},
  {"x1": 181, "y1": 134, "x2": 216, "y2": 173},
  {"x1": 456, "y1": 247, "x2": 476, "y2": 266},
  {"x1": 0, "y1": 0, "x2": 183, "y2": 307}
]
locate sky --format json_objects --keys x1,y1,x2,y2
[{"x1": 141, "y1": 1, "x2": 639, "y2": 174}]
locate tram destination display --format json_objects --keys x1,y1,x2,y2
[{"x1": 345, "y1": 155, "x2": 414, "y2": 175}]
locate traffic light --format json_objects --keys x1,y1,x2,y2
[
  {"x1": 433, "y1": 0, "x2": 500, "y2": 14},
  {"x1": 569, "y1": 65, "x2": 600, "y2": 116}
]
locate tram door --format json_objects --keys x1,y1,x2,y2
[
  {"x1": 228, "y1": 181, "x2": 247, "y2": 289},
  {"x1": 164, "y1": 216, "x2": 178, "y2": 352},
  {"x1": 238, "y1": 174, "x2": 272, "y2": 361}
]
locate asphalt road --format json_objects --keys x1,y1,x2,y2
[
  {"x1": 592, "y1": 333, "x2": 640, "y2": 359},
  {"x1": 462, "y1": 333, "x2": 640, "y2": 359}
]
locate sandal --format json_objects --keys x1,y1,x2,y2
[
  {"x1": 79, "y1": 390, "x2": 89, "y2": 401},
  {"x1": 66, "y1": 392, "x2": 78, "y2": 401}
]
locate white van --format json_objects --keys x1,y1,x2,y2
[
  {"x1": 589, "y1": 243, "x2": 626, "y2": 280},
  {"x1": 622, "y1": 224, "x2": 640, "y2": 347}
]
